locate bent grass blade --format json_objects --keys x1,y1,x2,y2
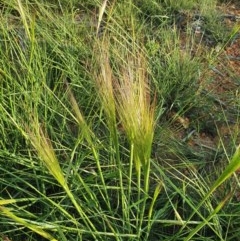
[{"x1": 184, "y1": 145, "x2": 240, "y2": 241}]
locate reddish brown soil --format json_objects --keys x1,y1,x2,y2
[{"x1": 169, "y1": 3, "x2": 240, "y2": 186}]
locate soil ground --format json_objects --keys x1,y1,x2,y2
[{"x1": 170, "y1": 2, "x2": 240, "y2": 199}]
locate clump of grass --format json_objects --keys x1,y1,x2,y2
[
  {"x1": 148, "y1": 26, "x2": 203, "y2": 112},
  {"x1": 92, "y1": 26, "x2": 157, "y2": 237},
  {"x1": 114, "y1": 49, "x2": 155, "y2": 189},
  {"x1": 0, "y1": 0, "x2": 240, "y2": 241}
]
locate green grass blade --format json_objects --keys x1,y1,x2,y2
[
  {"x1": 183, "y1": 145, "x2": 240, "y2": 240},
  {"x1": 0, "y1": 206, "x2": 58, "y2": 241}
]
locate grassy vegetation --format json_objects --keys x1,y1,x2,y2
[{"x1": 0, "y1": 0, "x2": 240, "y2": 240}]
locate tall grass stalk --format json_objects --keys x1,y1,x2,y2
[
  {"x1": 93, "y1": 41, "x2": 128, "y2": 228},
  {"x1": 93, "y1": 35, "x2": 156, "y2": 238}
]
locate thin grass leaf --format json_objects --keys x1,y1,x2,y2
[
  {"x1": 97, "y1": 0, "x2": 108, "y2": 35},
  {"x1": 16, "y1": 0, "x2": 31, "y2": 39},
  {"x1": 0, "y1": 206, "x2": 58, "y2": 241},
  {"x1": 146, "y1": 181, "x2": 163, "y2": 236},
  {"x1": 182, "y1": 145, "x2": 240, "y2": 240},
  {"x1": 208, "y1": 145, "x2": 240, "y2": 195},
  {"x1": 184, "y1": 190, "x2": 234, "y2": 241},
  {"x1": 0, "y1": 198, "x2": 35, "y2": 205}
]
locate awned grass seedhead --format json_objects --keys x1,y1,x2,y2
[
  {"x1": 95, "y1": 40, "x2": 156, "y2": 191},
  {"x1": 93, "y1": 40, "x2": 157, "y2": 238},
  {"x1": 25, "y1": 117, "x2": 67, "y2": 189},
  {"x1": 114, "y1": 51, "x2": 155, "y2": 176},
  {"x1": 94, "y1": 42, "x2": 117, "y2": 134},
  {"x1": 25, "y1": 118, "x2": 99, "y2": 239}
]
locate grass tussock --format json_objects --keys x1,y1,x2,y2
[
  {"x1": 95, "y1": 40, "x2": 155, "y2": 175},
  {"x1": 0, "y1": 0, "x2": 240, "y2": 240}
]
